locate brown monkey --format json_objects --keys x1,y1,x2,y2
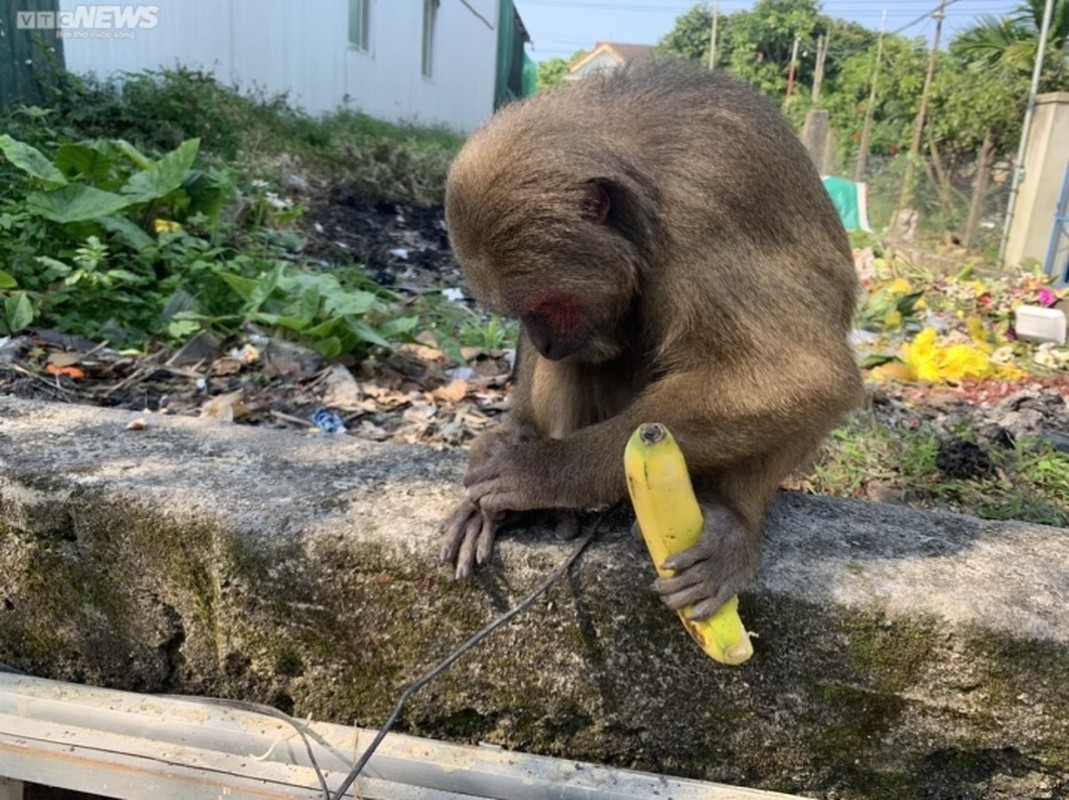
[{"x1": 439, "y1": 59, "x2": 863, "y2": 620}]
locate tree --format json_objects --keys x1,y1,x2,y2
[
  {"x1": 655, "y1": 0, "x2": 872, "y2": 100},
  {"x1": 953, "y1": 0, "x2": 1069, "y2": 87},
  {"x1": 536, "y1": 50, "x2": 585, "y2": 90},
  {"x1": 654, "y1": 5, "x2": 717, "y2": 63},
  {"x1": 823, "y1": 34, "x2": 930, "y2": 163}
]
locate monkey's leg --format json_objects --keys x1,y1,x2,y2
[{"x1": 649, "y1": 439, "x2": 821, "y2": 620}]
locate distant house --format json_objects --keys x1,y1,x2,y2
[
  {"x1": 55, "y1": 0, "x2": 532, "y2": 132},
  {"x1": 567, "y1": 42, "x2": 652, "y2": 80}
]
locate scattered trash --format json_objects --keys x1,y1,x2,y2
[
  {"x1": 310, "y1": 407, "x2": 347, "y2": 435},
  {"x1": 1015, "y1": 306, "x2": 1067, "y2": 345},
  {"x1": 390, "y1": 248, "x2": 410, "y2": 260}
]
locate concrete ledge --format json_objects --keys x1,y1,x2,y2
[{"x1": 1, "y1": 396, "x2": 1067, "y2": 798}]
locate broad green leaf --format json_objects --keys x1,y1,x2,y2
[
  {"x1": 54, "y1": 143, "x2": 116, "y2": 185},
  {"x1": 314, "y1": 336, "x2": 344, "y2": 360},
  {"x1": 4, "y1": 293, "x2": 34, "y2": 333},
  {"x1": 381, "y1": 315, "x2": 419, "y2": 336},
  {"x1": 182, "y1": 169, "x2": 231, "y2": 221},
  {"x1": 0, "y1": 135, "x2": 67, "y2": 186},
  {"x1": 347, "y1": 319, "x2": 391, "y2": 349},
  {"x1": 161, "y1": 289, "x2": 199, "y2": 321},
  {"x1": 0, "y1": 270, "x2": 17, "y2": 290},
  {"x1": 98, "y1": 215, "x2": 154, "y2": 249},
  {"x1": 34, "y1": 256, "x2": 72, "y2": 278},
  {"x1": 105, "y1": 269, "x2": 143, "y2": 283},
  {"x1": 247, "y1": 263, "x2": 285, "y2": 311},
  {"x1": 121, "y1": 138, "x2": 201, "y2": 203},
  {"x1": 325, "y1": 290, "x2": 378, "y2": 317},
  {"x1": 27, "y1": 185, "x2": 133, "y2": 223},
  {"x1": 303, "y1": 318, "x2": 342, "y2": 338},
  {"x1": 220, "y1": 272, "x2": 260, "y2": 301},
  {"x1": 274, "y1": 315, "x2": 313, "y2": 332}
]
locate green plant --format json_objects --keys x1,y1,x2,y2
[
  {"x1": 0, "y1": 270, "x2": 34, "y2": 335},
  {"x1": 202, "y1": 261, "x2": 419, "y2": 359}
]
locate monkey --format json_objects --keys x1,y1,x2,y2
[{"x1": 438, "y1": 59, "x2": 864, "y2": 620}]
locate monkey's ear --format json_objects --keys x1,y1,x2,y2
[{"x1": 580, "y1": 181, "x2": 611, "y2": 224}]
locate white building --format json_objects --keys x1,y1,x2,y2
[{"x1": 58, "y1": 0, "x2": 528, "y2": 132}]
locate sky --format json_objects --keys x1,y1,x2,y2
[{"x1": 515, "y1": 0, "x2": 1023, "y2": 62}]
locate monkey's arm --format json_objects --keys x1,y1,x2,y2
[{"x1": 465, "y1": 354, "x2": 854, "y2": 513}]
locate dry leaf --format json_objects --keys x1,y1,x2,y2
[
  {"x1": 200, "y1": 389, "x2": 247, "y2": 423},
  {"x1": 322, "y1": 364, "x2": 364, "y2": 409},
  {"x1": 211, "y1": 356, "x2": 244, "y2": 376},
  {"x1": 47, "y1": 351, "x2": 85, "y2": 368},
  {"x1": 46, "y1": 363, "x2": 85, "y2": 380},
  {"x1": 125, "y1": 418, "x2": 148, "y2": 431},
  {"x1": 397, "y1": 343, "x2": 445, "y2": 363},
  {"x1": 432, "y1": 378, "x2": 469, "y2": 404}
]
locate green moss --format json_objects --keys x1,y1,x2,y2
[
  {"x1": 845, "y1": 613, "x2": 937, "y2": 693},
  {"x1": 965, "y1": 633, "x2": 1069, "y2": 767}
]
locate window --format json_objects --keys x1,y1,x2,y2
[
  {"x1": 349, "y1": 0, "x2": 370, "y2": 51},
  {"x1": 422, "y1": 0, "x2": 439, "y2": 78}
]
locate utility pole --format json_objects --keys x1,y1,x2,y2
[
  {"x1": 708, "y1": 0, "x2": 720, "y2": 70},
  {"x1": 855, "y1": 10, "x2": 887, "y2": 181},
  {"x1": 897, "y1": 0, "x2": 946, "y2": 211},
  {"x1": 998, "y1": 0, "x2": 1057, "y2": 264},
  {"x1": 811, "y1": 33, "x2": 828, "y2": 105},
  {"x1": 783, "y1": 35, "x2": 801, "y2": 111}
]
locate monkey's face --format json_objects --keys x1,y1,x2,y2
[{"x1": 447, "y1": 176, "x2": 640, "y2": 365}]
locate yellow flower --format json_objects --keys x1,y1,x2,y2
[
  {"x1": 153, "y1": 218, "x2": 182, "y2": 233},
  {"x1": 888, "y1": 278, "x2": 911, "y2": 294},
  {"x1": 884, "y1": 309, "x2": 903, "y2": 329}
]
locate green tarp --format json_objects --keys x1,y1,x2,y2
[{"x1": 822, "y1": 176, "x2": 872, "y2": 233}]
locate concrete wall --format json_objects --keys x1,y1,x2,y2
[
  {"x1": 1003, "y1": 92, "x2": 1069, "y2": 269},
  {"x1": 60, "y1": 0, "x2": 500, "y2": 132}
]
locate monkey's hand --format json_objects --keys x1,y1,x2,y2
[
  {"x1": 651, "y1": 504, "x2": 758, "y2": 621},
  {"x1": 463, "y1": 438, "x2": 561, "y2": 515},
  {"x1": 438, "y1": 422, "x2": 536, "y2": 579},
  {"x1": 438, "y1": 498, "x2": 512, "y2": 579}
]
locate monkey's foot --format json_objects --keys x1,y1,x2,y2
[{"x1": 652, "y1": 504, "x2": 757, "y2": 621}]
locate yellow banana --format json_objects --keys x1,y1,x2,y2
[{"x1": 624, "y1": 422, "x2": 754, "y2": 665}]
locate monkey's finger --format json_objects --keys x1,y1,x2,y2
[
  {"x1": 656, "y1": 581, "x2": 717, "y2": 613},
  {"x1": 685, "y1": 586, "x2": 740, "y2": 622},
  {"x1": 439, "y1": 517, "x2": 470, "y2": 564},
  {"x1": 661, "y1": 540, "x2": 716, "y2": 572},
  {"x1": 454, "y1": 513, "x2": 484, "y2": 580},
  {"x1": 653, "y1": 568, "x2": 706, "y2": 597},
  {"x1": 475, "y1": 515, "x2": 499, "y2": 566},
  {"x1": 439, "y1": 499, "x2": 476, "y2": 537}
]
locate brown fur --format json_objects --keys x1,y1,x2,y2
[{"x1": 439, "y1": 59, "x2": 863, "y2": 608}]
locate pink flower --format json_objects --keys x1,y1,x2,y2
[{"x1": 1037, "y1": 288, "x2": 1057, "y2": 307}]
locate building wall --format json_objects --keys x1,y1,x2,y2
[
  {"x1": 59, "y1": 0, "x2": 499, "y2": 132},
  {"x1": 1004, "y1": 92, "x2": 1069, "y2": 270},
  {"x1": 569, "y1": 50, "x2": 620, "y2": 79}
]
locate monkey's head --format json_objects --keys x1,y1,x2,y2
[{"x1": 445, "y1": 121, "x2": 653, "y2": 364}]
